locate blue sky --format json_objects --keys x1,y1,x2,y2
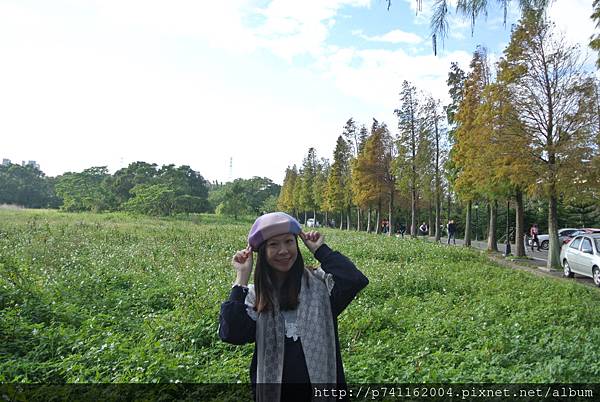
[{"x1": 0, "y1": 0, "x2": 596, "y2": 184}]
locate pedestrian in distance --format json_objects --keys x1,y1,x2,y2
[
  {"x1": 530, "y1": 223, "x2": 541, "y2": 251},
  {"x1": 397, "y1": 223, "x2": 406, "y2": 239},
  {"x1": 419, "y1": 222, "x2": 428, "y2": 236},
  {"x1": 219, "y1": 212, "x2": 369, "y2": 402},
  {"x1": 381, "y1": 219, "x2": 389, "y2": 234},
  {"x1": 447, "y1": 219, "x2": 457, "y2": 245}
]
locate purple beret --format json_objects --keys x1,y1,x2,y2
[{"x1": 248, "y1": 212, "x2": 302, "y2": 251}]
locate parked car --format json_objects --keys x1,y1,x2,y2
[
  {"x1": 560, "y1": 233, "x2": 600, "y2": 287},
  {"x1": 562, "y1": 228, "x2": 600, "y2": 245},
  {"x1": 528, "y1": 228, "x2": 580, "y2": 250},
  {"x1": 306, "y1": 218, "x2": 320, "y2": 228}
]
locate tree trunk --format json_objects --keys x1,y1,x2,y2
[
  {"x1": 487, "y1": 199, "x2": 498, "y2": 252},
  {"x1": 447, "y1": 191, "x2": 451, "y2": 222},
  {"x1": 388, "y1": 191, "x2": 394, "y2": 237},
  {"x1": 464, "y1": 201, "x2": 472, "y2": 247},
  {"x1": 411, "y1": 191, "x2": 417, "y2": 238},
  {"x1": 324, "y1": 211, "x2": 328, "y2": 227},
  {"x1": 375, "y1": 207, "x2": 380, "y2": 234},
  {"x1": 367, "y1": 208, "x2": 371, "y2": 233},
  {"x1": 515, "y1": 189, "x2": 525, "y2": 257},
  {"x1": 547, "y1": 193, "x2": 561, "y2": 269},
  {"x1": 505, "y1": 199, "x2": 511, "y2": 256},
  {"x1": 304, "y1": 211, "x2": 307, "y2": 225},
  {"x1": 379, "y1": 199, "x2": 383, "y2": 234},
  {"x1": 428, "y1": 201, "x2": 433, "y2": 237},
  {"x1": 357, "y1": 208, "x2": 361, "y2": 231},
  {"x1": 347, "y1": 206, "x2": 351, "y2": 230},
  {"x1": 435, "y1": 188, "x2": 441, "y2": 242}
]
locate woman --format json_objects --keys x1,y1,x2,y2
[{"x1": 219, "y1": 212, "x2": 368, "y2": 401}]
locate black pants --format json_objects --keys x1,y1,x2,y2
[{"x1": 531, "y1": 236, "x2": 540, "y2": 251}]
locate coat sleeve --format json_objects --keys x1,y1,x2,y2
[
  {"x1": 218, "y1": 285, "x2": 256, "y2": 345},
  {"x1": 315, "y1": 244, "x2": 369, "y2": 317}
]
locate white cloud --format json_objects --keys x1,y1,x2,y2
[
  {"x1": 354, "y1": 28, "x2": 424, "y2": 44},
  {"x1": 321, "y1": 46, "x2": 472, "y2": 123},
  {"x1": 549, "y1": 0, "x2": 595, "y2": 59},
  {"x1": 251, "y1": 0, "x2": 371, "y2": 60},
  {"x1": 5, "y1": 0, "x2": 592, "y2": 184}
]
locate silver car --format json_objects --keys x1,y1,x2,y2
[
  {"x1": 529, "y1": 228, "x2": 580, "y2": 250},
  {"x1": 560, "y1": 234, "x2": 600, "y2": 287}
]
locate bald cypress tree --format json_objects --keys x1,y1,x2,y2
[
  {"x1": 453, "y1": 47, "x2": 490, "y2": 247},
  {"x1": 395, "y1": 81, "x2": 420, "y2": 237},
  {"x1": 498, "y1": 9, "x2": 598, "y2": 268},
  {"x1": 327, "y1": 136, "x2": 352, "y2": 229}
]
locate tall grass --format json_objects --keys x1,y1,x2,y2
[{"x1": 1, "y1": 210, "x2": 599, "y2": 384}]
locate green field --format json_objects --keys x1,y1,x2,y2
[{"x1": 1, "y1": 210, "x2": 600, "y2": 385}]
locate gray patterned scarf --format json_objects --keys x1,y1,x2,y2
[{"x1": 248, "y1": 268, "x2": 337, "y2": 402}]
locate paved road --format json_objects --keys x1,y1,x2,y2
[{"x1": 435, "y1": 236, "x2": 548, "y2": 267}]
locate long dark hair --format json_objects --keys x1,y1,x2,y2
[{"x1": 254, "y1": 236, "x2": 305, "y2": 313}]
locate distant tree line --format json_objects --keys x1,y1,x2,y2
[
  {"x1": 0, "y1": 161, "x2": 280, "y2": 217},
  {"x1": 277, "y1": 10, "x2": 600, "y2": 269},
  {"x1": 0, "y1": 163, "x2": 60, "y2": 208}
]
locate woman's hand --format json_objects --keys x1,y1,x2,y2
[
  {"x1": 300, "y1": 231, "x2": 324, "y2": 254},
  {"x1": 231, "y1": 246, "x2": 253, "y2": 286}
]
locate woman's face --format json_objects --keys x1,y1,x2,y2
[{"x1": 265, "y1": 233, "x2": 298, "y2": 275}]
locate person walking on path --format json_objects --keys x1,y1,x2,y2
[
  {"x1": 530, "y1": 223, "x2": 541, "y2": 251},
  {"x1": 447, "y1": 219, "x2": 457, "y2": 245},
  {"x1": 219, "y1": 212, "x2": 369, "y2": 402},
  {"x1": 419, "y1": 222, "x2": 428, "y2": 236}
]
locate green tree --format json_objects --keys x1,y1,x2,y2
[
  {"x1": 352, "y1": 119, "x2": 387, "y2": 233},
  {"x1": 156, "y1": 164, "x2": 209, "y2": 213},
  {"x1": 498, "y1": 9, "x2": 598, "y2": 268},
  {"x1": 395, "y1": 80, "x2": 421, "y2": 237},
  {"x1": 55, "y1": 167, "x2": 113, "y2": 212},
  {"x1": 444, "y1": 61, "x2": 467, "y2": 224},
  {"x1": 326, "y1": 136, "x2": 353, "y2": 229},
  {"x1": 277, "y1": 166, "x2": 299, "y2": 216},
  {"x1": 453, "y1": 47, "x2": 491, "y2": 246},
  {"x1": 424, "y1": 97, "x2": 446, "y2": 241},
  {"x1": 123, "y1": 184, "x2": 176, "y2": 215},
  {"x1": 215, "y1": 180, "x2": 249, "y2": 220},
  {"x1": 0, "y1": 163, "x2": 56, "y2": 208},
  {"x1": 313, "y1": 158, "x2": 330, "y2": 225},
  {"x1": 590, "y1": 0, "x2": 600, "y2": 67},
  {"x1": 299, "y1": 148, "x2": 318, "y2": 223},
  {"x1": 261, "y1": 194, "x2": 279, "y2": 214},
  {"x1": 343, "y1": 118, "x2": 359, "y2": 158},
  {"x1": 108, "y1": 162, "x2": 158, "y2": 206},
  {"x1": 472, "y1": 79, "x2": 532, "y2": 256}
]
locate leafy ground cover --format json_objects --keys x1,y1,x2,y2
[{"x1": 1, "y1": 210, "x2": 599, "y2": 385}]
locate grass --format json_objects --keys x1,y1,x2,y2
[{"x1": 1, "y1": 209, "x2": 600, "y2": 387}]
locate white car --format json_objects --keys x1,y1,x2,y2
[
  {"x1": 306, "y1": 218, "x2": 320, "y2": 228},
  {"x1": 528, "y1": 228, "x2": 580, "y2": 250},
  {"x1": 560, "y1": 233, "x2": 600, "y2": 287}
]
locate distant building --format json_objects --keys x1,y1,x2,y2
[
  {"x1": 26, "y1": 160, "x2": 40, "y2": 170},
  {"x1": 18, "y1": 160, "x2": 40, "y2": 169},
  {"x1": 1, "y1": 158, "x2": 40, "y2": 169}
]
